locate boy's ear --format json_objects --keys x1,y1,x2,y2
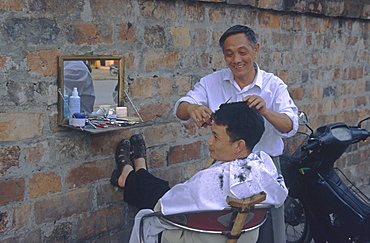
[{"x1": 236, "y1": 139, "x2": 247, "y2": 153}]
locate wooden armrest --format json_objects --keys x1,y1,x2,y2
[
  {"x1": 226, "y1": 191, "x2": 267, "y2": 208},
  {"x1": 226, "y1": 191, "x2": 267, "y2": 243}
]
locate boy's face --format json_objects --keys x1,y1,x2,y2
[{"x1": 207, "y1": 122, "x2": 239, "y2": 162}]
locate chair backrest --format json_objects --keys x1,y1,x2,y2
[
  {"x1": 139, "y1": 192, "x2": 272, "y2": 243},
  {"x1": 159, "y1": 204, "x2": 272, "y2": 234}
]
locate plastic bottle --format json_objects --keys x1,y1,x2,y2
[
  {"x1": 69, "y1": 87, "x2": 80, "y2": 125},
  {"x1": 63, "y1": 90, "x2": 69, "y2": 118}
]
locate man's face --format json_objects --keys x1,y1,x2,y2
[
  {"x1": 223, "y1": 33, "x2": 259, "y2": 82},
  {"x1": 207, "y1": 122, "x2": 239, "y2": 162}
]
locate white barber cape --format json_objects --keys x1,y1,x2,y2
[{"x1": 129, "y1": 151, "x2": 288, "y2": 243}]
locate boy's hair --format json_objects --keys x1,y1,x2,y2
[
  {"x1": 212, "y1": 101, "x2": 265, "y2": 151},
  {"x1": 219, "y1": 25, "x2": 258, "y2": 49}
]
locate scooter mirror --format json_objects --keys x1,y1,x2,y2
[{"x1": 298, "y1": 112, "x2": 308, "y2": 125}]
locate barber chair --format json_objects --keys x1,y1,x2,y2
[{"x1": 139, "y1": 191, "x2": 271, "y2": 243}]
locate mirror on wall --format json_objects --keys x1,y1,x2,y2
[{"x1": 57, "y1": 55, "x2": 125, "y2": 125}]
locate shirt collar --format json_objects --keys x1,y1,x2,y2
[
  {"x1": 253, "y1": 62, "x2": 263, "y2": 89},
  {"x1": 223, "y1": 62, "x2": 263, "y2": 90},
  {"x1": 223, "y1": 68, "x2": 235, "y2": 82}
]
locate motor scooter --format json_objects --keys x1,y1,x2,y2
[
  {"x1": 109, "y1": 64, "x2": 118, "y2": 76},
  {"x1": 281, "y1": 112, "x2": 370, "y2": 243}
]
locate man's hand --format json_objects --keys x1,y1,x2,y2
[
  {"x1": 243, "y1": 95, "x2": 293, "y2": 133},
  {"x1": 176, "y1": 102, "x2": 213, "y2": 128},
  {"x1": 242, "y1": 95, "x2": 267, "y2": 116},
  {"x1": 187, "y1": 104, "x2": 213, "y2": 128}
]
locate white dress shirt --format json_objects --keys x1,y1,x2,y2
[{"x1": 174, "y1": 63, "x2": 299, "y2": 156}]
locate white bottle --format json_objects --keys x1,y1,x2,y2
[{"x1": 69, "y1": 87, "x2": 80, "y2": 125}]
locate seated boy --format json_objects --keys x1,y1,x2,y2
[{"x1": 110, "y1": 101, "x2": 288, "y2": 243}]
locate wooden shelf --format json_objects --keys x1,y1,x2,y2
[{"x1": 62, "y1": 121, "x2": 152, "y2": 134}]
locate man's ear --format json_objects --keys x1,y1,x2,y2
[{"x1": 254, "y1": 43, "x2": 260, "y2": 54}]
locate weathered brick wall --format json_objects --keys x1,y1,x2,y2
[{"x1": 0, "y1": 0, "x2": 369, "y2": 242}]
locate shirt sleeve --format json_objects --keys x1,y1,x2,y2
[
  {"x1": 173, "y1": 78, "x2": 210, "y2": 117},
  {"x1": 271, "y1": 82, "x2": 299, "y2": 138}
]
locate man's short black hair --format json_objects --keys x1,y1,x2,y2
[
  {"x1": 219, "y1": 25, "x2": 258, "y2": 49},
  {"x1": 212, "y1": 101, "x2": 265, "y2": 151}
]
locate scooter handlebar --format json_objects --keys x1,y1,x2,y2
[
  {"x1": 301, "y1": 141, "x2": 319, "y2": 151},
  {"x1": 301, "y1": 129, "x2": 370, "y2": 151},
  {"x1": 350, "y1": 127, "x2": 370, "y2": 143}
]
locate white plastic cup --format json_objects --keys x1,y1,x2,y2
[
  {"x1": 72, "y1": 113, "x2": 86, "y2": 127},
  {"x1": 116, "y1": 107, "x2": 127, "y2": 117}
]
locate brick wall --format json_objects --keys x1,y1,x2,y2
[{"x1": 0, "y1": 0, "x2": 369, "y2": 242}]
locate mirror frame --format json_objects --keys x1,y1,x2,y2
[{"x1": 57, "y1": 55, "x2": 125, "y2": 125}]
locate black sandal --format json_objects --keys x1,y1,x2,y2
[
  {"x1": 130, "y1": 134, "x2": 147, "y2": 161},
  {"x1": 110, "y1": 139, "x2": 133, "y2": 187}
]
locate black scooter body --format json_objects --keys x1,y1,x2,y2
[
  {"x1": 298, "y1": 168, "x2": 370, "y2": 242},
  {"x1": 282, "y1": 120, "x2": 370, "y2": 243}
]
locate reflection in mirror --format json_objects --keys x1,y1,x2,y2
[
  {"x1": 64, "y1": 60, "x2": 96, "y2": 114},
  {"x1": 298, "y1": 112, "x2": 308, "y2": 125},
  {"x1": 58, "y1": 55, "x2": 124, "y2": 125}
]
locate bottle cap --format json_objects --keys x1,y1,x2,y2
[{"x1": 72, "y1": 87, "x2": 78, "y2": 97}]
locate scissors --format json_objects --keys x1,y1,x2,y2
[{"x1": 201, "y1": 97, "x2": 232, "y2": 127}]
